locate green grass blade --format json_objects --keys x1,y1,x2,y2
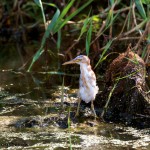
[
  {"x1": 96, "y1": 11, "x2": 119, "y2": 39},
  {"x1": 109, "y1": 0, "x2": 115, "y2": 6},
  {"x1": 78, "y1": 9, "x2": 92, "y2": 40},
  {"x1": 27, "y1": 8, "x2": 60, "y2": 71},
  {"x1": 141, "y1": 45, "x2": 148, "y2": 59},
  {"x1": 94, "y1": 40, "x2": 113, "y2": 68},
  {"x1": 27, "y1": 47, "x2": 44, "y2": 71},
  {"x1": 53, "y1": 0, "x2": 93, "y2": 33},
  {"x1": 38, "y1": 71, "x2": 79, "y2": 77},
  {"x1": 58, "y1": 0, "x2": 76, "y2": 21},
  {"x1": 28, "y1": 0, "x2": 93, "y2": 71},
  {"x1": 57, "y1": 29, "x2": 61, "y2": 51},
  {"x1": 78, "y1": 18, "x2": 90, "y2": 40},
  {"x1": 105, "y1": 9, "x2": 113, "y2": 28},
  {"x1": 34, "y1": 0, "x2": 42, "y2": 7},
  {"x1": 34, "y1": 0, "x2": 46, "y2": 28},
  {"x1": 45, "y1": 8, "x2": 60, "y2": 37},
  {"x1": 42, "y1": 2, "x2": 57, "y2": 8},
  {"x1": 127, "y1": 2, "x2": 132, "y2": 30},
  {"x1": 52, "y1": 0, "x2": 76, "y2": 33},
  {"x1": 142, "y1": 33, "x2": 150, "y2": 58},
  {"x1": 116, "y1": 69, "x2": 142, "y2": 81},
  {"x1": 86, "y1": 20, "x2": 93, "y2": 56},
  {"x1": 135, "y1": 0, "x2": 147, "y2": 19},
  {"x1": 124, "y1": 55, "x2": 139, "y2": 65},
  {"x1": 141, "y1": 0, "x2": 150, "y2": 4},
  {"x1": 101, "y1": 80, "x2": 118, "y2": 118},
  {"x1": 102, "y1": 9, "x2": 119, "y2": 35}
]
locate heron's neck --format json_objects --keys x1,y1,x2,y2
[{"x1": 80, "y1": 63, "x2": 91, "y2": 75}]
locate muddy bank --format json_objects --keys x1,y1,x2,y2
[{"x1": 0, "y1": 70, "x2": 150, "y2": 149}]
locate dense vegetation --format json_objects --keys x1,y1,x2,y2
[{"x1": 0, "y1": 0, "x2": 149, "y2": 72}]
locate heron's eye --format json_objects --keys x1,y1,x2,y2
[{"x1": 75, "y1": 59, "x2": 82, "y2": 62}]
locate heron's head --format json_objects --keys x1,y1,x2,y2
[{"x1": 62, "y1": 55, "x2": 90, "y2": 66}]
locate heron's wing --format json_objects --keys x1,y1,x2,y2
[
  {"x1": 80, "y1": 75, "x2": 89, "y2": 89},
  {"x1": 87, "y1": 72, "x2": 97, "y2": 86}
]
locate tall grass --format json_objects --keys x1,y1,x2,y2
[
  {"x1": 25, "y1": 0, "x2": 150, "y2": 71},
  {"x1": 86, "y1": 18, "x2": 93, "y2": 56},
  {"x1": 1, "y1": 0, "x2": 149, "y2": 72},
  {"x1": 27, "y1": 0, "x2": 93, "y2": 71},
  {"x1": 34, "y1": 0, "x2": 46, "y2": 29}
]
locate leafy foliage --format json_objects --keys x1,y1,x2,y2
[{"x1": 0, "y1": 0, "x2": 149, "y2": 71}]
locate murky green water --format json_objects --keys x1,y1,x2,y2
[{"x1": 0, "y1": 70, "x2": 149, "y2": 150}]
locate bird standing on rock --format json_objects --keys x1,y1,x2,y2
[{"x1": 62, "y1": 55, "x2": 99, "y2": 118}]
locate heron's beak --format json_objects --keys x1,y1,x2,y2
[{"x1": 62, "y1": 59, "x2": 80, "y2": 65}]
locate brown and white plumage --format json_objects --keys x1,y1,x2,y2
[{"x1": 63, "y1": 55, "x2": 99, "y2": 118}]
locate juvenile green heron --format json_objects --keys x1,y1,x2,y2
[{"x1": 62, "y1": 55, "x2": 99, "y2": 118}]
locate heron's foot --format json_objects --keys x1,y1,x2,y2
[
  {"x1": 92, "y1": 110, "x2": 98, "y2": 120},
  {"x1": 74, "y1": 98, "x2": 81, "y2": 118},
  {"x1": 91, "y1": 100, "x2": 98, "y2": 120},
  {"x1": 94, "y1": 114, "x2": 98, "y2": 121}
]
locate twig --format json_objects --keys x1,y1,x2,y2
[
  {"x1": 109, "y1": 0, "x2": 118, "y2": 39},
  {"x1": 134, "y1": 22, "x2": 150, "y2": 52},
  {"x1": 81, "y1": 21, "x2": 106, "y2": 53},
  {"x1": 65, "y1": 40, "x2": 79, "y2": 55},
  {"x1": 132, "y1": 3, "x2": 142, "y2": 36},
  {"x1": 100, "y1": 6, "x2": 131, "y2": 18},
  {"x1": 122, "y1": 19, "x2": 147, "y2": 37},
  {"x1": 115, "y1": 8, "x2": 131, "y2": 41},
  {"x1": 96, "y1": 21, "x2": 106, "y2": 37},
  {"x1": 118, "y1": 37, "x2": 140, "y2": 40},
  {"x1": 145, "y1": 22, "x2": 150, "y2": 63}
]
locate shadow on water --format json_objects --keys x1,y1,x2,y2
[{"x1": 0, "y1": 70, "x2": 150, "y2": 149}]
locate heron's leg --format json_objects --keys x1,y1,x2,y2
[
  {"x1": 75, "y1": 98, "x2": 81, "y2": 117},
  {"x1": 91, "y1": 100, "x2": 97, "y2": 119}
]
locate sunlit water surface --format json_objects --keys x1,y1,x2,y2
[{"x1": 0, "y1": 71, "x2": 149, "y2": 150}]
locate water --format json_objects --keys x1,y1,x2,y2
[{"x1": 0, "y1": 70, "x2": 149, "y2": 149}]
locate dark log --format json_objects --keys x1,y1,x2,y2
[{"x1": 102, "y1": 45, "x2": 150, "y2": 128}]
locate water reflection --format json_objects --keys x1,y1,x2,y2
[{"x1": 0, "y1": 70, "x2": 149, "y2": 149}]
